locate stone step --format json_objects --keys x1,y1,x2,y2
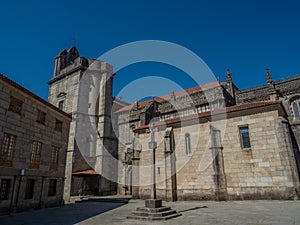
[
  {"x1": 74, "y1": 197, "x2": 89, "y2": 203},
  {"x1": 132, "y1": 209, "x2": 178, "y2": 217},
  {"x1": 127, "y1": 212, "x2": 182, "y2": 221},
  {"x1": 135, "y1": 206, "x2": 171, "y2": 213}
]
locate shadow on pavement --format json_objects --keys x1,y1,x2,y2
[
  {"x1": 0, "y1": 197, "x2": 131, "y2": 225},
  {"x1": 178, "y1": 206, "x2": 208, "y2": 213}
]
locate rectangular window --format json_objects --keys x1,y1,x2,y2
[
  {"x1": 8, "y1": 96, "x2": 23, "y2": 115},
  {"x1": 50, "y1": 146, "x2": 59, "y2": 170},
  {"x1": 292, "y1": 101, "x2": 300, "y2": 119},
  {"x1": 185, "y1": 133, "x2": 192, "y2": 155},
  {"x1": 30, "y1": 141, "x2": 42, "y2": 169},
  {"x1": 0, "y1": 179, "x2": 11, "y2": 200},
  {"x1": 211, "y1": 128, "x2": 221, "y2": 148},
  {"x1": 0, "y1": 133, "x2": 16, "y2": 166},
  {"x1": 36, "y1": 109, "x2": 46, "y2": 125},
  {"x1": 58, "y1": 101, "x2": 64, "y2": 111},
  {"x1": 55, "y1": 119, "x2": 63, "y2": 132},
  {"x1": 48, "y1": 179, "x2": 57, "y2": 196},
  {"x1": 239, "y1": 126, "x2": 251, "y2": 149},
  {"x1": 25, "y1": 179, "x2": 35, "y2": 199}
]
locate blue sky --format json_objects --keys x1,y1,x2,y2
[{"x1": 0, "y1": 0, "x2": 300, "y2": 102}]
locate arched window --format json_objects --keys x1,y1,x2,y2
[
  {"x1": 291, "y1": 99, "x2": 300, "y2": 119},
  {"x1": 58, "y1": 100, "x2": 64, "y2": 111},
  {"x1": 185, "y1": 133, "x2": 192, "y2": 155}
]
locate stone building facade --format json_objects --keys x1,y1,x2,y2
[
  {"x1": 0, "y1": 74, "x2": 71, "y2": 214},
  {"x1": 47, "y1": 47, "x2": 300, "y2": 201},
  {"x1": 116, "y1": 69, "x2": 300, "y2": 200},
  {"x1": 4, "y1": 46, "x2": 299, "y2": 212},
  {"x1": 48, "y1": 47, "x2": 126, "y2": 201}
]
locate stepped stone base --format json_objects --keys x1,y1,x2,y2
[
  {"x1": 145, "y1": 199, "x2": 162, "y2": 208},
  {"x1": 127, "y1": 199, "x2": 182, "y2": 221}
]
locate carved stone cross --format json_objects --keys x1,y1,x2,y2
[{"x1": 148, "y1": 121, "x2": 157, "y2": 199}]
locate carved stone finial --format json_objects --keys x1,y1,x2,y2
[
  {"x1": 226, "y1": 69, "x2": 232, "y2": 83},
  {"x1": 171, "y1": 88, "x2": 176, "y2": 101},
  {"x1": 266, "y1": 68, "x2": 279, "y2": 100},
  {"x1": 266, "y1": 68, "x2": 273, "y2": 84},
  {"x1": 134, "y1": 98, "x2": 139, "y2": 108}
]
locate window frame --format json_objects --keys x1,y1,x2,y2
[
  {"x1": 25, "y1": 179, "x2": 35, "y2": 200},
  {"x1": 58, "y1": 100, "x2": 64, "y2": 111},
  {"x1": 50, "y1": 146, "x2": 59, "y2": 170},
  {"x1": 0, "y1": 133, "x2": 17, "y2": 166},
  {"x1": 210, "y1": 128, "x2": 221, "y2": 148},
  {"x1": 291, "y1": 99, "x2": 300, "y2": 119},
  {"x1": 36, "y1": 109, "x2": 46, "y2": 125},
  {"x1": 0, "y1": 179, "x2": 11, "y2": 200},
  {"x1": 239, "y1": 125, "x2": 251, "y2": 150},
  {"x1": 55, "y1": 119, "x2": 63, "y2": 132},
  {"x1": 185, "y1": 133, "x2": 192, "y2": 155},
  {"x1": 30, "y1": 141, "x2": 42, "y2": 169},
  {"x1": 48, "y1": 179, "x2": 57, "y2": 196},
  {"x1": 8, "y1": 96, "x2": 23, "y2": 115}
]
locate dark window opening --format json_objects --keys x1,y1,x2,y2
[
  {"x1": 48, "y1": 179, "x2": 57, "y2": 196},
  {"x1": 185, "y1": 133, "x2": 192, "y2": 155},
  {"x1": 58, "y1": 101, "x2": 64, "y2": 111},
  {"x1": 0, "y1": 179, "x2": 11, "y2": 200},
  {"x1": 55, "y1": 119, "x2": 63, "y2": 132},
  {"x1": 36, "y1": 110, "x2": 46, "y2": 125},
  {"x1": 8, "y1": 96, "x2": 23, "y2": 115},
  {"x1": 25, "y1": 179, "x2": 35, "y2": 199},
  {"x1": 239, "y1": 126, "x2": 251, "y2": 149}
]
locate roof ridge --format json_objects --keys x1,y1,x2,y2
[
  {"x1": 0, "y1": 74, "x2": 71, "y2": 118},
  {"x1": 133, "y1": 100, "x2": 282, "y2": 131},
  {"x1": 115, "y1": 81, "x2": 226, "y2": 113}
]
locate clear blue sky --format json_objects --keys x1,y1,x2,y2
[{"x1": 0, "y1": 0, "x2": 300, "y2": 102}]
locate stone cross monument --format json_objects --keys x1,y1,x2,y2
[
  {"x1": 127, "y1": 121, "x2": 181, "y2": 220},
  {"x1": 149, "y1": 121, "x2": 157, "y2": 200}
]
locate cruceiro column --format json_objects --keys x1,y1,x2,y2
[
  {"x1": 149, "y1": 121, "x2": 157, "y2": 200},
  {"x1": 127, "y1": 121, "x2": 181, "y2": 221}
]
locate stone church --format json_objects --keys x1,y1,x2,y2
[
  {"x1": 48, "y1": 47, "x2": 300, "y2": 201},
  {"x1": 48, "y1": 47, "x2": 126, "y2": 200}
]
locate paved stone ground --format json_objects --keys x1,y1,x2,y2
[{"x1": 1, "y1": 196, "x2": 300, "y2": 225}]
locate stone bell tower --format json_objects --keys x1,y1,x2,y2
[{"x1": 48, "y1": 47, "x2": 117, "y2": 201}]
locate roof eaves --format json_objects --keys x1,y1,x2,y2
[{"x1": 0, "y1": 74, "x2": 72, "y2": 119}]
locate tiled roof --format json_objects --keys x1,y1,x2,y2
[
  {"x1": 72, "y1": 169, "x2": 99, "y2": 175},
  {"x1": 115, "y1": 81, "x2": 226, "y2": 113},
  {"x1": 134, "y1": 100, "x2": 283, "y2": 132},
  {"x1": 0, "y1": 74, "x2": 71, "y2": 118}
]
